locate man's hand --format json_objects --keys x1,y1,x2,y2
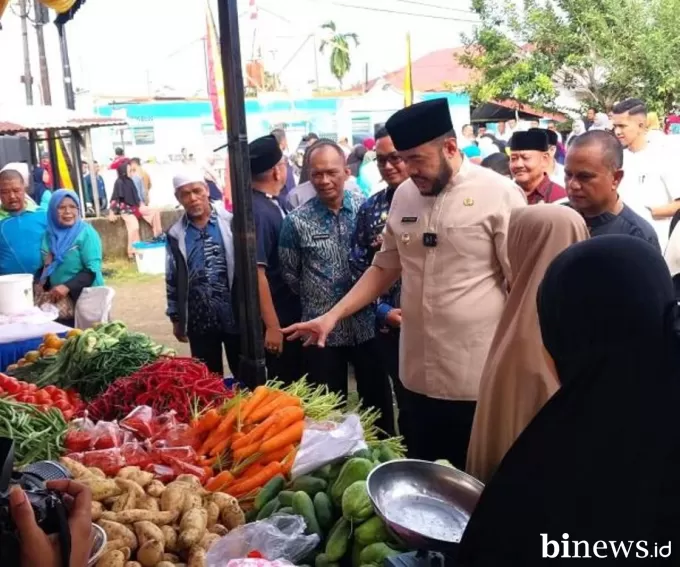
[
  {"x1": 385, "y1": 308, "x2": 402, "y2": 328},
  {"x1": 282, "y1": 313, "x2": 339, "y2": 348},
  {"x1": 49, "y1": 285, "x2": 70, "y2": 302},
  {"x1": 264, "y1": 326, "x2": 284, "y2": 355},
  {"x1": 173, "y1": 322, "x2": 188, "y2": 343},
  {"x1": 9, "y1": 480, "x2": 93, "y2": 567}
]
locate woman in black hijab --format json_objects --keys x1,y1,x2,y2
[
  {"x1": 457, "y1": 236, "x2": 680, "y2": 565},
  {"x1": 110, "y1": 161, "x2": 141, "y2": 213},
  {"x1": 346, "y1": 145, "x2": 367, "y2": 178}
]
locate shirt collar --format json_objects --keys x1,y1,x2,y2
[
  {"x1": 185, "y1": 207, "x2": 218, "y2": 229},
  {"x1": 312, "y1": 190, "x2": 353, "y2": 214},
  {"x1": 527, "y1": 174, "x2": 553, "y2": 200}
]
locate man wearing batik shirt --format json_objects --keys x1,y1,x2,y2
[
  {"x1": 510, "y1": 129, "x2": 567, "y2": 204},
  {"x1": 279, "y1": 141, "x2": 393, "y2": 434},
  {"x1": 349, "y1": 127, "x2": 408, "y2": 437}
]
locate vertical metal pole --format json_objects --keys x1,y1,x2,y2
[
  {"x1": 70, "y1": 131, "x2": 86, "y2": 216},
  {"x1": 47, "y1": 130, "x2": 60, "y2": 188},
  {"x1": 19, "y1": 0, "x2": 34, "y2": 105},
  {"x1": 57, "y1": 24, "x2": 76, "y2": 110},
  {"x1": 35, "y1": 3, "x2": 52, "y2": 105},
  {"x1": 215, "y1": 0, "x2": 266, "y2": 387},
  {"x1": 84, "y1": 129, "x2": 101, "y2": 217}
]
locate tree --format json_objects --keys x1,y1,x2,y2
[
  {"x1": 459, "y1": 0, "x2": 680, "y2": 114},
  {"x1": 319, "y1": 21, "x2": 359, "y2": 89}
]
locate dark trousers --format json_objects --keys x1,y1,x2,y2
[
  {"x1": 189, "y1": 332, "x2": 241, "y2": 379},
  {"x1": 376, "y1": 329, "x2": 410, "y2": 439},
  {"x1": 266, "y1": 337, "x2": 304, "y2": 385},
  {"x1": 403, "y1": 388, "x2": 476, "y2": 470},
  {"x1": 304, "y1": 339, "x2": 395, "y2": 436}
]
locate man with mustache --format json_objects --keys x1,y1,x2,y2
[{"x1": 283, "y1": 99, "x2": 526, "y2": 468}]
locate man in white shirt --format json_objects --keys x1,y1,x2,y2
[
  {"x1": 544, "y1": 129, "x2": 565, "y2": 185},
  {"x1": 612, "y1": 98, "x2": 680, "y2": 249}
]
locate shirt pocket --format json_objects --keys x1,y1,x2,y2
[{"x1": 438, "y1": 225, "x2": 491, "y2": 276}]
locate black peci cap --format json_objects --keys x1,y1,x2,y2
[
  {"x1": 385, "y1": 99, "x2": 455, "y2": 151},
  {"x1": 542, "y1": 128, "x2": 559, "y2": 146},
  {"x1": 249, "y1": 135, "x2": 283, "y2": 176},
  {"x1": 510, "y1": 129, "x2": 549, "y2": 152}
]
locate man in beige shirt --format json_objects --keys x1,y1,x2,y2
[{"x1": 284, "y1": 99, "x2": 526, "y2": 468}]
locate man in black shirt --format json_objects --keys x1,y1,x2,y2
[{"x1": 565, "y1": 130, "x2": 660, "y2": 250}]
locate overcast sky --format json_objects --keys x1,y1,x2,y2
[{"x1": 0, "y1": 0, "x2": 477, "y2": 107}]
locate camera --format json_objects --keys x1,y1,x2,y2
[{"x1": 0, "y1": 437, "x2": 71, "y2": 566}]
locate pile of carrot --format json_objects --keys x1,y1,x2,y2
[{"x1": 190, "y1": 385, "x2": 305, "y2": 498}]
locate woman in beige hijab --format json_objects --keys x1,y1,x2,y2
[{"x1": 466, "y1": 205, "x2": 589, "y2": 483}]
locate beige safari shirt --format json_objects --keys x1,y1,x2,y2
[{"x1": 372, "y1": 160, "x2": 527, "y2": 401}]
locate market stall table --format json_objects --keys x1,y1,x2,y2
[{"x1": 0, "y1": 321, "x2": 71, "y2": 371}]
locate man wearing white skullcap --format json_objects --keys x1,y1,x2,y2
[{"x1": 165, "y1": 168, "x2": 242, "y2": 381}]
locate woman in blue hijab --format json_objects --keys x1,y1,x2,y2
[
  {"x1": 37, "y1": 189, "x2": 104, "y2": 324},
  {"x1": 32, "y1": 166, "x2": 52, "y2": 209}
]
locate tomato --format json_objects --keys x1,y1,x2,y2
[
  {"x1": 23, "y1": 396, "x2": 36, "y2": 405},
  {"x1": 4, "y1": 381, "x2": 20, "y2": 395},
  {"x1": 35, "y1": 391, "x2": 51, "y2": 404},
  {"x1": 54, "y1": 400, "x2": 72, "y2": 412},
  {"x1": 25, "y1": 383, "x2": 37, "y2": 393},
  {"x1": 44, "y1": 385, "x2": 59, "y2": 395},
  {"x1": 62, "y1": 410, "x2": 74, "y2": 421}
]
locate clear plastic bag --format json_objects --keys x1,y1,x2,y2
[
  {"x1": 290, "y1": 414, "x2": 367, "y2": 479},
  {"x1": 206, "y1": 515, "x2": 320, "y2": 567}
]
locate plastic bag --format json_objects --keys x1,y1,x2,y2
[
  {"x1": 290, "y1": 414, "x2": 367, "y2": 479},
  {"x1": 120, "y1": 405, "x2": 155, "y2": 438},
  {"x1": 226, "y1": 560, "x2": 295, "y2": 567},
  {"x1": 206, "y1": 515, "x2": 320, "y2": 567},
  {"x1": 64, "y1": 416, "x2": 96, "y2": 453},
  {"x1": 92, "y1": 421, "x2": 124, "y2": 450},
  {"x1": 73, "y1": 448, "x2": 125, "y2": 476},
  {"x1": 120, "y1": 440, "x2": 152, "y2": 469}
]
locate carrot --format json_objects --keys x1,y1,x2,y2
[
  {"x1": 232, "y1": 414, "x2": 278, "y2": 451},
  {"x1": 227, "y1": 462, "x2": 283, "y2": 496},
  {"x1": 246, "y1": 394, "x2": 301, "y2": 425},
  {"x1": 193, "y1": 408, "x2": 221, "y2": 435},
  {"x1": 262, "y1": 444, "x2": 294, "y2": 465},
  {"x1": 197, "y1": 456, "x2": 218, "y2": 467},
  {"x1": 260, "y1": 420, "x2": 305, "y2": 454},
  {"x1": 240, "y1": 386, "x2": 270, "y2": 423},
  {"x1": 203, "y1": 467, "x2": 215, "y2": 481},
  {"x1": 201, "y1": 400, "x2": 241, "y2": 454},
  {"x1": 206, "y1": 470, "x2": 235, "y2": 492},
  {"x1": 209, "y1": 437, "x2": 232, "y2": 457},
  {"x1": 233, "y1": 441, "x2": 261, "y2": 463},
  {"x1": 281, "y1": 447, "x2": 298, "y2": 475},
  {"x1": 239, "y1": 461, "x2": 265, "y2": 479},
  {"x1": 262, "y1": 406, "x2": 305, "y2": 441}
]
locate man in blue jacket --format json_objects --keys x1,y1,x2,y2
[{"x1": 0, "y1": 168, "x2": 48, "y2": 275}]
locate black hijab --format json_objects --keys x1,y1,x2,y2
[
  {"x1": 32, "y1": 166, "x2": 49, "y2": 205},
  {"x1": 346, "y1": 145, "x2": 367, "y2": 178},
  {"x1": 112, "y1": 161, "x2": 140, "y2": 207},
  {"x1": 457, "y1": 236, "x2": 680, "y2": 565}
]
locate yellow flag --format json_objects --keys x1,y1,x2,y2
[
  {"x1": 55, "y1": 138, "x2": 74, "y2": 189},
  {"x1": 404, "y1": 33, "x2": 414, "y2": 107},
  {"x1": 0, "y1": 0, "x2": 10, "y2": 20}
]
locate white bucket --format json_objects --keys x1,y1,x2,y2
[
  {"x1": 132, "y1": 241, "x2": 166, "y2": 275},
  {"x1": 0, "y1": 274, "x2": 34, "y2": 315}
]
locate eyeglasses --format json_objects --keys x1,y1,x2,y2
[{"x1": 376, "y1": 154, "x2": 404, "y2": 167}]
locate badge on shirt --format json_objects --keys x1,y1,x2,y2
[
  {"x1": 312, "y1": 234, "x2": 330, "y2": 241},
  {"x1": 401, "y1": 233, "x2": 411, "y2": 244},
  {"x1": 463, "y1": 198, "x2": 474, "y2": 206},
  {"x1": 401, "y1": 216, "x2": 418, "y2": 223},
  {"x1": 380, "y1": 212, "x2": 388, "y2": 222}
]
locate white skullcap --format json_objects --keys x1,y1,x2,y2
[
  {"x1": 0, "y1": 162, "x2": 30, "y2": 186},
  {"x1": 172, "y1": 168, "x2": 206, "y2": 192}
]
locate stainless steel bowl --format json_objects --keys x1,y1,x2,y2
[
  {"x1": 366, "y1": 459, "x2": 484, "y2": 553},
  {"x1": 88, "y1": 524, "x2": 107, "y2": 567}
]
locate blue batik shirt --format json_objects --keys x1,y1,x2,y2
[
  {"x1": 349, "y1": 186, "x2": 401, "y2": 329},
  {"x1": 185, "y1": 212, "x2": 237, "y2": 336},
  {"x1": 279, "y1": 190, "x2": 375, "y2": 347}
]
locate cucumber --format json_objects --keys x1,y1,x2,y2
[
  {"x1": 245, "y1": 507, "x2": 259, "y2": 522},
  {"x1": 313, "y1": 464, "x2": 333, "y2": 480},
  {"x1": 351, "y1": 541, "x2": 365, "y2": 567},
  {"x1": 290, "y1": 475, "x2": 328, "y2": 496},
  {"x1": 354, "y1": 516, "x2": 390, "y2": 546},
  {"x1": 352, "y1": 448, "x2": 373, "y2": 460},
  {"x1": 277, "y1": 506, "x2": 294, "y2": 515},
  {"x1": 330, "y1": 458, "x2": 374, "y2": 506},
  {"x1": 313, "y1": 492, "x2": 334, "y2": 532},
  {"x1": 278, "y1": 490, "x2": 295, "y2": 507},
  {"x1": 315, "y1": 553, "x2": 340, "y2": 567},
  {"x1": 254, "y1": 474, "x2": 286, "y2": 511},
  {"x1": 359, "y1": 543, "x2": 400, "y2": 565},
  {"x1": 292, "y1": 491, "x2": 322, "y2": 537},
  {"x1": 325, "y1": 518, "x2": 352, "y2": 562},
  {"x1": 256, "y1": 497, "x2": 281, "y2": 520}
]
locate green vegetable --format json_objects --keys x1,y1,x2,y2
[
  {"x1": 331, "y1": 459, "x2": 374, "y2": 505},
  {"x1": 354, "y1": 516, "x2": 390, "y2": 547},
  {"x1": 256, "y1": 497, "x2": 281, "y2": 520},
  {"x1": 352, "y1": 449, "x2": 373, "y2": 460},
  {"x1": 315, "y1": 553, "x2": 339, "y2": 567},
  {"x1": 292, "y1": 491, "x2": 322, "y2": 537},
  {"x1": 255, "y1": 475, "x2": 286, "y2": 510},
  {"x1": 325, "y1": 518, "x2": 352, "y2": 562},
  {"x1": 278, "y1": 490, "x2": 295, "y2": 507},
  {"x1": 313, "y1": 464, "x2": 333, "y2": 480},
  {"x1": 351, "y1": 541, "x2": 365, "y2": 567},
  {"x1": 245, "y1": 508, "x2": 259, "y2": 522},
  {"x1": 0, "y1": 398, "x2": 67, "y2": 466},
  {"x1": 359, "y1": 543, "x2": 400, "y2": 565},
  {"x1": 342, "y1": 481, "x2": 373, "y2": 523},
  {"x1": 277, "y1": 506, "x2": 294, "y2": 515},
  {"x1": 313, "y1": 492, "x2": 334, "y2": 531},
  {"x1": 290, "y1": 475, "x2": 328, "y2": 496},
  {"x1": 376, "y1": 443, "x2": 401, "y2": 463}
]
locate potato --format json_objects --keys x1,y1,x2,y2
[
  {"x1": 137, "y1": 539, "x2": 164, "y2": 567},
  {"x1": 102, "y1": 539, "x2": 127, "y2": 555},
  {"x1": 209, "y1": 493, "x2": 239, "y2": 514},
  {"x1": 138, "y1": 495, "x2": 160, "y2": 512},
  {"x1": 60, "y1": 456, "x2": 92, "y2": 479},
  {"x1": 88, "y1": 467, "x2": 106, "y2": 478},
  {"x1": 220, "y1": 506, "x2": 245, "y2": 530},
  {"x1": 204, "y1": 502, "x2": 220, "y2": 529},
  {"x1": 182, "y1": 493, "x2": 203, "y2": 515},
  {"x1": 82, "y1": 479, "x2": 124, "y2": 502},
  {"x1": 96, "y1": 550, "x2": 126, "y2": 567},
  {"x1": 101, "y1": 509, "x2": 179, "y2": 525},
  {"x1": 162, "y1": 553, "x2": 181, "y2": 562},
  {"x1": 161, "y1": 525, "x2": 178, "y2": 553},
  {"x1": 178, "y1": 508, "x2": 208, "y2": 550},
  {"x1": 188, "y1": 545, "x2": 207, "y2": 567},
  {"x1": 209, "y1": 524, "x2": 228, "y2": 536},
  {"x1": 160, "y1": 485, "x2": 187, "y2": 512},
  {"x1": 198, "y1": 533, "x2": 220, "y2": 552},
  {"x1": 124, "y1": 562, "x2": 142, "y2": 567},
  {"x1": 92, "y1": 501, "x2": 104, "y2": 521},
  {"x1": 112, "y1": 491, "x2": 136, "y2": 513},
  {"x1": 154, "y1": 562, "x2": 175, "y2": 567},
  {"x1": 118, "y1": 467, "x2": 154, "y2": 488},
  {"x1": 116, "y1": 478, "x2": 146, "y2": 498},
  {"x1": 99, "y1": 520, "x2": 138, "y2": 550},
  {"x1": 175, "y1": 475, "x2": 202, "y2": 489},
  {"x1": 134, "y1": 521, "x2": 165, "y2": 548},
  {"x1": 120, "y1": 547, "x2": 131, "y2": 561},
  {"x1": 146, "y1": 480, "x2": 166, "y2": 498}
]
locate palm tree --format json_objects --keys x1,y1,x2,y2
[{"x1": 319, "y1": 21, "x2": 359, "y2": 89}]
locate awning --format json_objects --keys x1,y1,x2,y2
[
  {"x1": 0, "y1": 104, "x2": 126, "y2": 135},
  {"x1": 471, "y1": 100, "x2": 567, "y2": 123}
]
